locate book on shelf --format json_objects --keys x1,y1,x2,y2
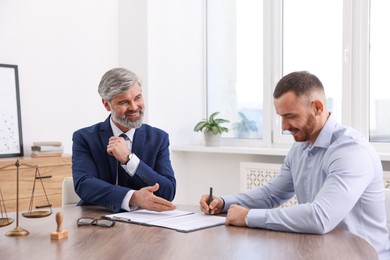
[
  {"x1": 31, "y1": 141, "x2": 63, "y2": 157},
  {"x1": 31, "y1": 151, "x2": 63, "y2": 158},
  {"x1": 32, "y1": 141, "x2": 62, "y2": 146},
  {"x1": 31, "y1": 145, "x2": 64, "y2": 152}
]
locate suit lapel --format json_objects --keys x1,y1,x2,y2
[
  {"x1": 100, "y1": 116, "x2": 118, "y2": 183},
  {"x1": 133, "y1": 124, "x2": 146, "y2": 156}
]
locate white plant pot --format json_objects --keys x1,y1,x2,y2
[{"x1": 204, "y1": 132, "x2": 221, "y2": 147}]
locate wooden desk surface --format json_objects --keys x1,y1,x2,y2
[{"x1": 0, "y1": 205, "x2": 378, "y2": 260}]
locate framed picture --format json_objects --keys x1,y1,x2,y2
[{"x1": 0, "y1": 63, "x2": 24, "y2": 157}]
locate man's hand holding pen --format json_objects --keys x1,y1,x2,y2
[
  {"x1": 199, "y1": 189, "x2": 250, "y2": 227},
  {"x1": 199, "y1": 194, "x2": 224, "y2": 215}
]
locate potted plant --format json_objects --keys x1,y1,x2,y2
[
  {"x1": 193, "y1": 112, "x2": 229, "y2": 146},
  {"x1": 232, "y1": 112, "x2": 258, "y2": 138}
]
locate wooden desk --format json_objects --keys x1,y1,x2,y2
[{"x1": 0, "y1": 206, "x2": 378, "y2": 260}]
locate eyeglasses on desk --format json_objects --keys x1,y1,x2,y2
[{"x1": 77, "y1": 217, "x2": 115, "y2": 228}]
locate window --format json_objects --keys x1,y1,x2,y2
[
  {"x1": 283, "y1": 0, "x2": 342, "y2": 120},
  {"x1": 274, "y1": 0, "x2": 343, "y2": 143},
  {"x1": 369, "y1": 0, "x2": 390, "y2": 142},
  {"x1": 206, "y1": 0, "x2": 390, "y2": 152},
  {"x1": 206, "y1": 0, "x2": 263, "y2": 143}
]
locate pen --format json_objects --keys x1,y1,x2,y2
[
  {"x1": 208, "y1": 187, "x2": 213, "y2": 214},
  {"x1": 112, "y1": 216, "x2": 132, "y2": 222}
]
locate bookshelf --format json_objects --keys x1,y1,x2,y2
[{"x1": 0, "y1": 155, "x2": 72, "y2": 212}]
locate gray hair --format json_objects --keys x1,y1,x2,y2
[{"x1": 98, "y1": 68, "x2": 142, "y2": 101}]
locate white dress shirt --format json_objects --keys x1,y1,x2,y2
[{"x1": 222, "y1": 113, "x2": 390, "y2": 259}]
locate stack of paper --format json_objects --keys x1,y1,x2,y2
[{"x1": 104, "y1": 209, "x2": 226, "y2": 233}]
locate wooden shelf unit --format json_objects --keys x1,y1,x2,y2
[{"x1": 0, "y1": 155, "x2": 72, "y2": 212}]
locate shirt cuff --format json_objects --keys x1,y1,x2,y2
[
  {"x1": 121, "y1": 190, "x2": 138, "y2": 211},
  {"x1": 220, "y1": 194, "x2": 235, "y2": 212},
  {"x1": 121, "y1": 153, "x2": 140, "y2": 177},
  {"x1": 246, "y1": 209, "x2": 268, "y2": 228}
]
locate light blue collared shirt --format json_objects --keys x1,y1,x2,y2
[{"x1": 222, "y1": 113, "x2": 390, "y2": 259}]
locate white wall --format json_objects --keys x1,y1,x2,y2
[
  {"x1": 146, "y1": 1, "x2": 207, "y2": 203},
  {"x1": 171, "y1": 151, "x2": 285, "y2": 204},
  {"x1": 118, "y1": 0, "x2": 149, "y2": 119},
  {"x1": 0, "y1": 0, "x2": 119, "y2": 155},
  {"x1": 0, "y1": 0, "x2": 203, "y2": 154},
  {"x1": 147, "y1": 0, "x2": 205, "y2": 146}
]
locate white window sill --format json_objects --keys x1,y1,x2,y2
[
  {"x1": 170, "y1": 145, "x2": 289, "y2": 156},
  {"x1": 171, "y1": 145, "x2": 390, "y2": 161}
]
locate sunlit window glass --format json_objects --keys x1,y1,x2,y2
[
  {"x1": 283, "y1": 0, "x2": 342, "y2": 133},
  {"x1": 207, "y1": 0, "x2": 263, "y2": 140},
  {"x1": 369, "y1": 1, "x2": 390, "y2": 142}
]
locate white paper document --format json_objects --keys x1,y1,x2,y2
[{"x1": 104, "y1": 209, "x2": 226, "y2": 232}]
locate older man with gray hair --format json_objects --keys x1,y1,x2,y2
[{"x1": 72, "y1": 68, "x2": 176, "y2": 213}]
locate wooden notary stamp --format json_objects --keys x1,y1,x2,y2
[{"x1": 50, "y1": 212, "x2": 68, "y2": 240}]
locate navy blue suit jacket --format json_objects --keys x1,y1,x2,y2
[{"x1": 72, "y1": 116, "x2": 176, "y2": 212}]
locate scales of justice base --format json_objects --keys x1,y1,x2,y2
[{"x1": 0, "y1": 159, "x2": 52, "y2": 236}]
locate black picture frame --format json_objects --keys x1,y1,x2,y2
[{"x1": 0, "y1": 63, "x2": 24, "y2": 158}]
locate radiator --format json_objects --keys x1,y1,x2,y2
[
  {"x1": 239, "y1": 162, "x2": 297, "y2": 208},
  {"x1": 384, "y1": 171, "x2": 390, "y2": 189},
  {"x1": 240, "y1": 163, "x2": 390, "y2": 207}
]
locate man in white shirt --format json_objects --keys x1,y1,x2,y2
[{"x1": 200, "y1": 71, "x2": 390, "y2": 259}]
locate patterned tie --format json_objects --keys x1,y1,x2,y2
[
  {"x1": 117, "y1": 133, "x2": 130, "y2": 185},
  {"x1": 119, "y1": 133, "x2": 131, "y2": 149},
  {"x1": 116, "y1": 133, "x2": 131, "y2": 185},
  {"x1": 119, "y1": 133, "x2": 129, "y2": 140}
]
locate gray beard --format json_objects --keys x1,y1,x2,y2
[{"x1": 111, "y1": 110, "x2": 144, "y2": 129}]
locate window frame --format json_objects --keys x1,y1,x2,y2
[{"x1": 204, "y1": 0, "x2": 390, "y2": 154}]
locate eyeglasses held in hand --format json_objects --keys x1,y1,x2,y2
[{"x1": 77, "y1": 217, "x2": 115, "y2": 228}]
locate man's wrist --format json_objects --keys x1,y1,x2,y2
[
  {"x1": 122, "y1": 153, "x2": 133, "y2": 165},
  {"x1": 220, "y1": 197, "x2": 225, "y2": 211}
]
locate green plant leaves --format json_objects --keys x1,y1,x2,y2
[
  {"x1": 194, "y1": 112, "x2": 229, "y2": 135},
  {"x1": 193, "y1": 121, "x2": 209, "y2": 132},
  {"x1": 232, "y1": 112, "x2": 258, "y2": 132}
]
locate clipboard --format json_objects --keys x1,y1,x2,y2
[{"x1": 104, "y1": 209, "x2": 226, "y2": 232}]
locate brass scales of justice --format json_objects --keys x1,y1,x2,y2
[{"x1": 0, "y1": 159, "x2": 53, "y2": 236}]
